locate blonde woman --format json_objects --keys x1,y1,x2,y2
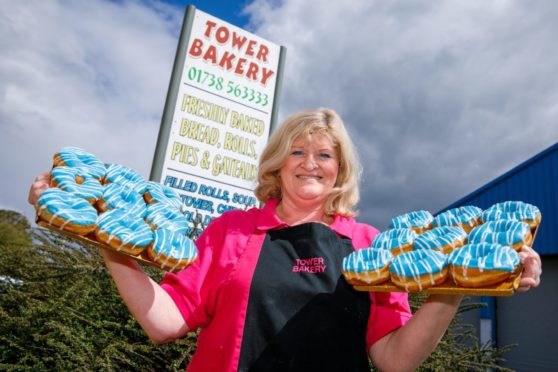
[{"x1": 29, "y1": 108, "x2": 541, "y2": 371}]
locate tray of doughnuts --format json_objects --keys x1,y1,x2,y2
[
  {"x1": 34, "y1": 147, "x2": 198, "y2": 273},
  {"x1": 343, "y1": 203, "x2": 541, "y2": 296}
]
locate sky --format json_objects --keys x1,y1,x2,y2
[{"x1": 2, "y1": 0, "x2": 558, "y2": 230}]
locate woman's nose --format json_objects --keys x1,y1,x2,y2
[{"x1": 302, "y1": 154, "x2": 317, "y2": 170}]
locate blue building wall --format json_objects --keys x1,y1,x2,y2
[
  {"x1": 440, "y1": 142, "x2": 558, "y2": 256},
  {"x1": 438, "y1": 142, "x2": 558, "y2": 365}
]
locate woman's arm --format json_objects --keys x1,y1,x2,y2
[
  {"x1": 29, "y1": 172, "x2": 190, "y2": 344},
  {"x1": 369, "y1": 294, "x2": 462, "y2": 372},
  {"x1": 369, "y1": 244, "x2": 542, "y2": 371},
  {"x1": 100, "y1": 249, "x2": 190, "y2": 344}
]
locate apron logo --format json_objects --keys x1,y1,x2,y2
[{"x1": 292, "y1": 257, "x2": 326, "y2": 274}]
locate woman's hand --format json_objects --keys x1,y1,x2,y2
[
  {"x1": 517, "y1": 244, "x2": 542, "y2": 292},
  {"x1": 28, "y1": 171, "x2": 51, "y2": 205}
]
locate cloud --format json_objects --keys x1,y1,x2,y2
[
  {"x1": 245, "y1": 0, "x2": 558, "y2": 229},
  {"x1": 2, "y1": 0, "x2": 558, "y2": 231},
  {"x1": 0, "y1": 0, "x2": 183, "y2": 218}
]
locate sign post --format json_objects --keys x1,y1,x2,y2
[{"x1": 151, "y1": 5, "x2": 286, "y2": 232}]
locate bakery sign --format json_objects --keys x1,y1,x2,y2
[{"x1": 150, "y1": 5, "x2": 286, "y2": 234}]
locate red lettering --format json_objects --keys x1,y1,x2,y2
[
  {"x1": 260, "y1": 67, "x2": 275, "y2": 85},
  {"x1": 246, "y1": 63, "x2": 258, "y2": 81},
  {"x1": 188, "y1": 38, "x2": 204, "y2": 57},
  {"x1": 219, "y1": 51, "x2": 236, "y2": 70},
  {"x1": 215, "y1": 26, "x2": 229, "y2": 44},
  {"x1": 235, "y1": 58, "x2": 247, "y2": 75},
  {"x1": 203, "y1": 45, "x2": 218, "y2": 64},
  {"x1": 256, "y1": 44, "x2": 269, "y2": 63},
  {"x1": 203, "y1": 20, "x2": 217, "y2": 38},
  {"x1": 231, "y1": 33, "x2": 247, "y2": 50},
  {"x1": 245, "y1": 40, "x2": 257, "y2": 56}
]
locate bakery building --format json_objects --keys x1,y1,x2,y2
[{"x1": 438, "y1": 142, "x2": 558, "y2": 371}]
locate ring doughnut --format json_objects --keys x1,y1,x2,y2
[
  {"x1": 482, "y1": 201, "x2": 541, "y2": 230},
  {"x1": 53, "y1": 147, "x2": 106, "y2": 179},
  {"x1": 432, "y1": 206, "x2": 483, "y2": 233},
  {"x1": 95, "y1": 209, "x2": 153, "y2": 256},
  {"x1": 147, "y1": 229, "x2": 198, "y2": 272},
  {"x1": 96, "y1": 183, "x2": 147, "y2": 218},
  {"x1": 144, "y1": 182, "x2": 184, "y2": 211},
  {"x1": 390, "y1": 210, "x2": 433, "y2": 234},
  {"x1": 35, "y1": 188, "x2": 97, "y2": 235},
  {"x1": 448, "y1": 243, "x2": 520, "y2": 287},
  {"x1": 342, "y1": 248, "x2": 393, "y2": 285},
  {"x1": 468, "y1": 220, "x2": 532, "y2": 251},
  {"x1": 50, "y1": 166, "x2": 103, "y2": 204},
  {"x1": 389, "y1": 249, "x2": 448, "y2": 291},
  {"x1": 144, "y1": 203, "x2": 189, "y2": 234},
  {"x1": 413, "y1": 226, "x2": 467, "y2": 255},
  {"x1": 104, "y1": 163, "x2": 148, "y2": 194},
  {"x1": 370, "y1": 228, "x2": 417, "y2": 256}
]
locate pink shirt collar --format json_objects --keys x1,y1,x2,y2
[{"x1": 256, "y1": 198, "x2": 357, "y2": 239}]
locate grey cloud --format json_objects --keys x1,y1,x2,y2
[
  {"x1": 0, "y1": 0, "x2": 182, "y2": 219},
  {"x1": 247, "y1": 0, "x2": 558, "y2": 230}
]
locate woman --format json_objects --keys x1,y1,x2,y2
[{"x1": 28, "y1": 108, "x2": 541, "y2": 371}]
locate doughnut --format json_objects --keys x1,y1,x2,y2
[
  {"x1": 342, "y1": 248, "x2": 393, "y2": 285},
  {"x1": 389, "y1": 210, "x2": 433, "y2": 234},
  {"x1": 432, "y1": 206, "x2": 483, "y2": 233},
  {"x1": 468, "y1": 220, "x2": 532, "y2": 251},
  {"x1": 95, "y1": 209, "x2": 153, "y2": 256},
  {"x1": 147, "y1": 229, "x2": 198, "y2": 272},
  {"x1": 389, "y1": 249, "x2": 448, "y2": 291},
  {"x1": 53, "y1": 147, "x2": 106, "y2": 179},
  {"x1": 103, "y1": 163, "x2": 148, "y2": 194},
  {"x1": 35, "y1": 188, "x2": 97, "y2": 235},
  {"x1": 144, "y1": 203, "x2": 189, "y2": 234},
  {"x1": 482, "y1": 201, "x2": 541, "y2": 230},
  {"x1": 97, "y1": 183, "x2": 147, "y2": 218},
  {"x1": 144, "y1": 182, "x2": 185, "y2": 211},
  {"x1": 447, "y1": 243, "x2": 520, "y2": 287},
  {"x1": 413, "y1": 226, "x2": 467, "y2": 255},
  {"x1": 50, "y1": 166, "x2": 103, "y2": 204},
  {"x1": 370, "y1": 228, "x2": 417, "y2": 256}
]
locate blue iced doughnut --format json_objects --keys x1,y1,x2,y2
[
  {"x1": 104, "y1": 163, "x2": 148, "y2": 194},
  {"x1": 342, "y1": 248, "x2": 393, "y2": 285},
  {"x1": 53, "y1": 147, "x2": 106, "y2": 179},
  {"x1": 97, "y1": 183, "x2": 147, "y2": 218},
  {"x1": 482, "y1": 201, "x2": 541, "y2": 230},
  {"x1": 468, "y1": 220, "x2": 532, "y2": 251},
  {"x1": 35, "y1": 188, "x2": 97, "y2": 235},
  {"x1": 413, "y1": 226, "x2": 467, "y2": 255},
  {"x1": 390, "y1": 210, "x2": 433, "y2": 234},
  {"x1": 447, "y1": 243, "x2": 520, "y2": 287},
  {"x1": 370, "y1": 228, "x2": 417, "y2": 256},
  {"x1": 432, "y1": 206, "x2": 483, "y2": 233},
  {"x1": 144, "y1": 182, "x2": 184, "y2": 211},
  {"x1": 95, "y1": 209, "x2": 153, "y2": 255},
  {"x1": 144, "y1": 203, "x2": 189, "y2": 234},
  {"x1": 389, "y1": 249, "x2": 448, "y2": 291},
  {"x1": 147, "y1": 229, "x2": 198, "y2": 272},
  {"x1": 50, "y1": 166, "x2": 103, "y2": 204}
]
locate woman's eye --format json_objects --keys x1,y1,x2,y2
[
  {"x1": 291, "y1": 150, "x2": 304, "y2": 156},
  {"x1": 319, "y1": 153, "x2": 333, "y2": 159}
]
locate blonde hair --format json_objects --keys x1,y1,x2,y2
[{"x1": 255, "y1": 108, "x2": 362, "y2": 217}]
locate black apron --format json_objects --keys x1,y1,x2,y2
[{"x1": 238, "y1": 222, "x2": 371, "y2": 371}]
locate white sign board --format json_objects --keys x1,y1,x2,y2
[{"x1": 151, "y1": 6, "x2": 285, "y2": 235}]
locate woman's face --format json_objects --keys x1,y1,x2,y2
[{"x1": 279, "y1": 133, "x2": 339, "y2": 206}]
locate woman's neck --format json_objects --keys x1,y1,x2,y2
[{"x1": 276, "y1": 198, "x2": 332, "y2": 226}]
